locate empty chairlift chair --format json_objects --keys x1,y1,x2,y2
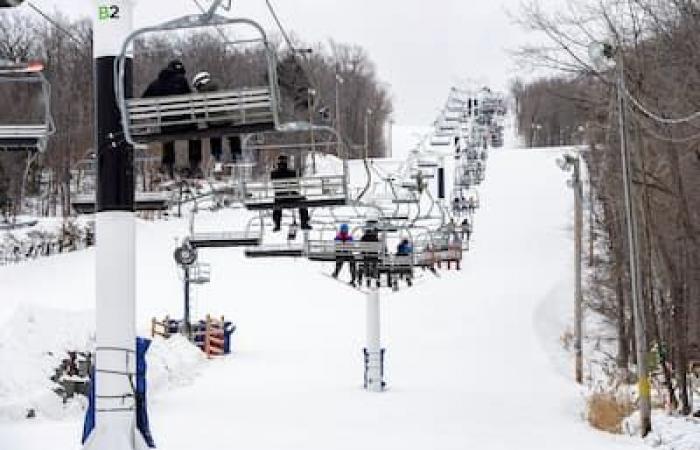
[
  {"x1": 188, "y1": 230, "x2": 261, "y2": 249},
  {"x1": 114, "y1": 14, "x2": 281, "y2": 147},
  {"x1": 187, "y1": 210, "x2": 262, "y2": 249},
  {"x1": 0, "y1": 61, "x2": 55, "y2": 153},
  {"x1": 244, "y1": 242, "x2": 305, "y2": 258}
]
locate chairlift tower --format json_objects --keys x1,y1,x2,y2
[
  {"x1": 85, "y1": 2, "x2": 145, "y2": 450},
  {"x1": 364, "y1": 285, "x2": 385, "y2": 392}
]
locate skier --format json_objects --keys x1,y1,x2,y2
[
  {"x1": 191, "y1": 71, "x2": 243, "y2": 165},
  {"x1": 331, "y1": 223, "x2": 357, "y2": 286},
  {"x1": 142, "y1": 60, "x2": 202, "y2": 179},
  {"x1": 270, "y1": 155, "x2": 310, "y2": 232}
]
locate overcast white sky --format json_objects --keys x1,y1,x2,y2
[{"x1": 28, "y1": 0, "x2": 564, "y2": 125}]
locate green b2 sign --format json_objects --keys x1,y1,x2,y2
[{"x1": 98, "y1": 5, "x2": 120, "y2": 21}]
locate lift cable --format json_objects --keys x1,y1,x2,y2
[{"x1": 26, "y1": 2, "x2": 85, "y2": 46}]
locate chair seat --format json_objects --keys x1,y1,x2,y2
[
  {"x1": 127, "y1": 87, "x2": 278, "y2": 143},
  {"x1": 189, "y1": 232, "x2": 261, "y2": 249}
]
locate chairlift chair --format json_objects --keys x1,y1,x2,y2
[
  {"x1": 114, "y1": 14, "x2": 281, "y2": 146},
  {"x1": 306, "y1": 240, "x2": 383, "y2": 263},
  {"x1": 71, "y1": 191, "x2": 172, "y2": 214},
  {"x1": 187, "y1": 208, "x2": 262, "y2": 249},
  {"x1": 430, "y1": 135, "x2": 451, "y2": 147},
  {"x1": 244, "y1": 242, "x2": 305, "y2": 258},
  {"x1": 377, "y1": 253, "x2": 414, "y2": 290},
  {"x1": 0, "y1": 63, "x2": 55, "y2": 152},
  {"x1": 188, "y1": 231, "x2": 261, "y2": 249},
  {"x1": 415, "y1": 229, "x2": 463, "y2": 270},
  {"x1": 241, "y1": 123, "x2": 349, "y2": 210}
]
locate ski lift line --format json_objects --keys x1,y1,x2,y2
[{"x1": 25, "y1": 1, "x2": 85, "y2": 46}]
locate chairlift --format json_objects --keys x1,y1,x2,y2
[
  {"x1": 114, "y1": 13, "x2": 281, "y2": 146},
  {"x1": 414, "y1": 229, "x2": 463, "y2": 270},
  {"x1": 376, "y1": 253, "x2": 414, "y2": 290},
  {"x1": 430, "y1": 135, "x2": 451, "y2": 147},
  {"x1": 187, "y1": 208, "x2": 262, "y2": 249},
  {"x1": 0, "y1": 62, "x2": 55, "y2": 152},
  {"x1": 417, "y1": 159, "x2": 439, "y2": 169},
  {"x1": 188, "y1": 231, "x2": 261, "y2": 249},
  {"x1": 241, "y1": 123, "x2": 349, "y2": 210},
  {"x1": 306, "y1": 240, "x2": 383, "y2": 263}
]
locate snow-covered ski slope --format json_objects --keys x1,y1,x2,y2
[{"x1": 0, "y1": 147, "x2": 647, "y2": 449}]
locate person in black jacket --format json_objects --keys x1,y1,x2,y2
[
  {"x1": 357, "y1": 221, "x2": 380, "y2": 287},
  {"x1": 142, "y1": 60, "x2": 202, "y2": 179},
  {"x1": 270, "y1": 155, "x2": 310, "y2": 232}
]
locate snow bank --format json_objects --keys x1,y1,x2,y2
[
  {"x1": 624, "y1": 412, "x2": 700, "y2": 450},
  {"x1": 0, "y1": 305, "x2": 93, "y2": 420},
  {"x1": 0, "y1": 304, "x2": 206, "y2": 421},
  {"x1": 147, "y1": 335, "x2": 207, "y2": 394}
]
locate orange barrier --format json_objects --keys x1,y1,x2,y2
[{"x1": 203, "y1": 315, "x2": 226, "y2": 358}]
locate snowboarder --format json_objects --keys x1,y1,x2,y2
[
  {"x1": 142, "y1": 60, "x2": 202, "y2": 179},
  {"x1": 331, "y1": 223, "x2": 357, "y2": 286},
  {"x1": 270, "y1": 155, "x2": 310, "y2": 232}
]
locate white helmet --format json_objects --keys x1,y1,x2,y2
[{"x1": 192, "y1": 71, "x2": 211, "y2": 89}]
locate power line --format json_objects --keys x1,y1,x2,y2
[
  {"x1": 621, "y1": 78, "x2": 700, "y2": 126},
  {"x1": 627, "y1": 107, "x2": 700, "y2": 144}
]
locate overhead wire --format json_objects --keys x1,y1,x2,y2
[
  {"x1": 621, "y1": 77, "x2": 700, "y2": 126},
  {"x1": 191, "y1": 0, "x2": 232, "y2": 44},
  {"x1": 627, "y1": 108, "x2": 700, "y2": 144},
  {"x1": 26, "y1": 2, "x2": 85, "y2": 46}
]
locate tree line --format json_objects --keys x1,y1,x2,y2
[
  {"x1": 512, "y1": 0, "x2": 700, "y2": 419},
  {"x1": 0, "y1": 10, "x2": 392, "y2": 219}
]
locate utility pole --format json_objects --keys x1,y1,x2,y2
[
  {"x1": 589, "y1": 41, "x2": 651, "y2": 434},
  {"x1": 364, "y1": 108, "x2": 373, "y2": 159},
  {"x1": 617, "y1": 66, "x2": 652, "y2": 435},
  {"x1": 308, "y1": 88, "x2": 316, "y2": 174},
  {"x1": 559, "y1": 154, "x2": 584, "y2": 385},
  {"x1": 572, "y1": 157, "x2": 583, "y2": 384},
  {"x1": 335, "y1": 73, "x2": 343, "y2": 156},
  {"x1": 387, "y1": 117, "x2": 394, "y2": 158},
  {"x1": 85, "y1": 1, "x2": 145, "y2": 449},
  {"x1": 589, "y1": 178, "x2": 595, "y2": 267}
]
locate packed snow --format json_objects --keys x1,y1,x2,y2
[{"x1": 0, "y1": 137, "x2": 681, "y2": 449}]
